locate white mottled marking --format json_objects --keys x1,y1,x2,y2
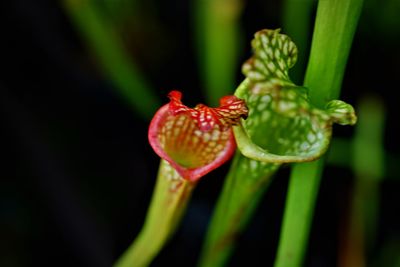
[
  {"x1": 261, "y1": 95, "x2": 271, "y2": 103},
  {"x1": 257, "y1": 102, "x2": 267, "y2": 111},
  {"x1": 250, "y1": 160, "x2": 258, "y2": 171},
  {"x1": 261, "y1": 111, "x2": 270, "y2": 122},
  {"x1": 203, "y1": 133, "x2": 211, "y2": 142},
  {"x1": 307, "y1": 133, "x2": 316, "y2": 143},
  {"x1": 267, "y1": 62, "x2": 276, "y2": 72}
]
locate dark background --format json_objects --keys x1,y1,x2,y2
[{"x1": 1, "y1": 0, "x2": 399, "y2": 266}]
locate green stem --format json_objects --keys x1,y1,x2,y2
[
  {"x1": 274, "y1": 160, "x2": 324, "y2": 267},
  {"x1": 352, "y1": 96, "x2": 385, "y2": 251},
  {"x1": 304, "y1": 0, "x2": 365, "y2": 106},
  {"x1": 274, "y1": 0, "x2": 364, "y2": 266},
  {"x1": 193, "y1": 0, "x2": 244, "y2": 106},
  {"x1": 114, "y1": 160, "x2": 195, "y2": 267},
  {"x1": 198, "y1": 153, "x2": 279, "y2": 267},
  {"x1": 338, "y1": 95, "x2": 385, "y2": 266},
  {"x1": 63, "y1": 0, "x2": 160, "y2": 120}
]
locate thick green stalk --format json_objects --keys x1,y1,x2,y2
[
  {"x1": 274, "y1": 0, "x2": 364, "y2": 266},
  {"x1": 274, "y1": 160, "x2": 324, "y2": 267},
  {"x1": 198, "y1": 153, "x2": 279, "y2": 267},
  {"x1": 63, "y1": 0, "x2": 160, "y2": 120},
  {"x1": 193, "y1": 0, "x2": 243, "y2": 106},
  {"x1": 304, "y1": 0, "x2": 365, "y2": 106},
  {"x1": 114, "y1": 160, "x2": 195, "y2": 267}
]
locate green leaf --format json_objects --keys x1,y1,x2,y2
[
  {"x1": 199, "y1": 28, "x2": 358, "y2": 267},
  {"x1": 242, "y1": 29, "x2": 297, "y2": 88},
  {"x1": 325, "y1": 99, "x2": 357, "y2": 125},
  {"x1": 234, "y1": 29, "x2": 356, "y2": 163},
  {"x1": 275, "y1": 0, "x2": 364, "y2": 266}
]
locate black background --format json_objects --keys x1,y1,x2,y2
[{"x1": 1, "y1": 0, "x2": 399, "y2": 266}]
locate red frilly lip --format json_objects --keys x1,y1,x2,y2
[{"x1": 148, "y1": 91, "x2": 248, "y2": 182}]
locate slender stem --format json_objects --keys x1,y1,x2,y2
[
  {"x1": 352, "y1": 96, "x2": 384, "y2": 251},
  {"x1": 114, "y1": 160, "x2": 195, "y2": 267},
  {"x1": 62, "y1": 0, "x2": 160, "y2": 120},
  {"x1": 338, "y1": 95, "x2": 385, "y2": 267},
  {"x1": 352, "y1": 96, "x2": 385, "y2": 182},
  {"x1": 198, "y1": 153, "x2": 279, "y2": 267},
  {"x1": 274, "y1": 0, "x2": 364, "y2": 266},
  {"x1": 193, "y1": 0, "x2": 244, "y2": 106}
]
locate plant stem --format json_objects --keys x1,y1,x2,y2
[
  {"x1": 114, "y1": 160, "x2": 195, "y2": 267},
  {"x1": 352, "y1": 96, "x2": 384, "y2": 251},
  {"x1": 193, "y1": 0, "x2": 243, "y2": 106},
  {"x1": 275, "y1": 160, "x2": 324, "y2": 267},
  {"x1": 274, "y1": 0, "x2": 364, "y2": 266},
  {"x1": 304, "y1": 0, "x2": 365, "y2": 106},
  {"x1": 198, "y1": 153, "x2": 279, "y2": 267},
  {"x1": 338, "y1": 95, "x2": 385, "y2": 267},
  {"x1": 62, "y1": 0, "x2": 160, "y2": 120}
]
